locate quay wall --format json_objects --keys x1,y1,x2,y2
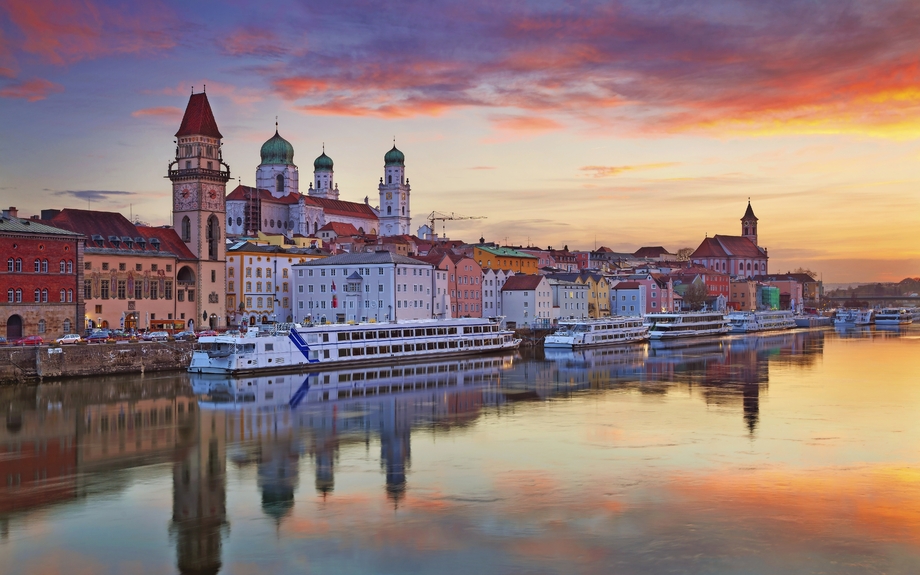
[{"x1": 0, "y1": 342, "x2": 196, "y2": 385}]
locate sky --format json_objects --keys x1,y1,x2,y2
[{"x1": 1, "y1": 0, "x2": 919, "y2": 283}]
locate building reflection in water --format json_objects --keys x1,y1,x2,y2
[{"x1": 0, "y1": 331, "x2": 834, "y2": 573}]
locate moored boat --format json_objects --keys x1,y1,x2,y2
[
  {"x1": 726, "y1": 310, "x2": 797, "y2": 333},
  {"x1": 644, "y1": 312, "x2": 731, "y2": 340},
  {"x1": 834, "y1": 309, "x2": 874, "y2": 326},
  {"x1": 189, "y1": 317, "x2": 521, "y2": 375},
  {"x1": 874, "y1": 308, "x2": 913, "y2": 325},
  {"x1": 544, "y1": 316, "x2": 648, "y2": 348}
]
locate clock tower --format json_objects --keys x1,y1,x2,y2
[
  {"x1": 378, "y1": 144, "x2": 410, "y2": 236},
  {"x1": 168, "y1": 91, "x2": 231, "y2": 329}
]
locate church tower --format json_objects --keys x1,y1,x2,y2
[
  {"x1": 309, "y1": 148, "x2": 339, "y2": 200},
  {"x1": 741, "y1": 200, "x2": 758, "y2": 246},
  {"x1": 256, "y1": 126, "x2": 298, "y2": 198},
  {"x1": 378, "y1": 145, "x2": 410, "y2": 236},
  {"x1": 169, "y1": 91, "x2": 230, "y2": 329}
]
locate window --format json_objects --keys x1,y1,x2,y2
[
  {"x1": 63, "y1": 319, "x2": 71, "y2": 333},
  {"x1": 34, "y1": 259, "x2": 40, "y2": 272},
  {"x1": 117, "y1": 280, "x2": 126, "y2": 299},
  {"x1": 229, "y1": 267, "x2": 235, "y2": 277},
  {"x1": 15, "y1": 258, "x2": 21, "y2": 272},
  {"x1": 6, "y1": 258, "x2": 12, "y2": 272},
  {"x1": 84, "y1": 280, "x2": 92, "y2": 299},
  {"x1": 66, "y1": 260, "x2": 73, "y2": 273},
  {"x1": 246, "y1": 268, "x2": 252, "y2": 277},
  {"x1": 256, "y1": 268, "x2": 262, "y2": 278},
  {"x1": 42, "y1": 289, "x2": 48, "y2": 302},
  {"x1": 276, "y1": 174, "x2": 284, "y2": 192},
  {"x1": 67, "y1": 289, "x2": 73, "y2": 302},
  {"x1": 151, "y1": 264, "x2": 158, "y2": 272},
  {"x1": 211, "y1": 270, "x2": 216, "y2": 282},
  {"x1": 100, "y1": 280, "x2": 109, "y2": 299},
  {"x1": 228, "y1": 281, "x2": 235, "y2": 292},
  {"x1": 15, "y1": 289, "x2": 22, "y2": 303},
  {"x1": 188, "y1": 290, "x2": 195, "y2": 302},
  {"x1": 246, "y1": 282, "x2": 252, "y2": 292},
  {"x1": 60, "y1": 260, "x2": 66, "y2": 273},
  {"x1": 38, "y1": 320, "x2": 45, "y2": 333},
  {"x1": 181, "y1": 216, "x2": 191, "y2": 241},
  {"x1": 134, "y1": 283, "x2": 143, "y2": 300},
  {"x1": 165, "y1": 281, "x2": 173, "y2": 300},
  {"x1": 6, "y1": 288, "x2": 12, "y2": 302},
  {"x1": 177, "y1": 291, "x2": 185, "y2": 302}
]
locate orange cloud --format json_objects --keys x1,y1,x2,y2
[
  {"x1": 1, "y1": 0, "x2": 175, "y2": 66},
  {"x1": 489, "y1": 114, "x2": 563, "y2": 132},
  {"x1": 0, "y1": 78, "x2": 63, "y2": 101},
  {"x1": 131, "y1": 106, "x2": 182, "y2": 119},
  {"x1": 580, "y1": 162, "x2": 679, "y2": 177}
]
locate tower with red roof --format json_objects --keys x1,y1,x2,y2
[{"x1": 168, "y1": 91, "x2": 231, "y2": 329}]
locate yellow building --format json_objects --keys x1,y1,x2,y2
[
  {"x1": 474, "y1": 246, "x2": 539, "y2": 274},
  {"x1": 580, "y1": 274, "x2": 611, "y2": 318}
]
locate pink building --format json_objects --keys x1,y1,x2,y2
[
  {"x1": 690, "y1": 202, "x2": 768, "y2": 278},
  {"x1": 415, "y1": 249, "x2": 483, "y2": 317}
]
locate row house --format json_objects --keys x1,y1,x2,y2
[
  {"x1": 611, "y1": 273, "x2": 676, "y2": 314},
  {"x1": 548, "y1": 278, "x2": 589, "y2": 320},
  {"x1": 472, "y1": 245, "x2": 539, "y2": 274},
  {"x1": 293, "y1": 251, "x2": 435, "y2": 324},
  {"x1": 547, "y1": 273, "x2": 611, "y2": 318},
  {"x1": 482, "y1": 269, "x2": 514, "y2": 317},
  {"x1": 729, "y1": 278, "x2": 758, "y2": 311},
  {"x1": 610, "y1": 282, "x2": 644, "y2": 316},
  {"x1": 549, "y1": 248, "x2": 578, "y2": 272},
  {"x1": 41, "y1": 209, "x2": 202, "y2": 332},
  {"x1": 414, "y1": 250, "x2": 483, "y2": 318},
  {"x1": 1, "y1": 207, "x2": 84, "y2": 339},
  {"x1": 226, "y1": 241, "x2": 327, "y2": 327},
  {"x1": 753, "y1": 273, "x2": 816, "y2": 310},
  {"x1": 500, "y1": 274, "x2": 552, "y2": 329},
  {"x1": 671, "y1": 266, "x2": 730, "y2": 299},
  {"x1": 518, "y1": 247, "x2": 555, "y2": 269}
]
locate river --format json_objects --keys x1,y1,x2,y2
[{"x1": 1, "y1": 325, "x2": 919, "y2": 574}]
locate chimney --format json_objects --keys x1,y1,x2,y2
[{"x1": 7, "y1": 207, "x2": 18, "y2": 218}]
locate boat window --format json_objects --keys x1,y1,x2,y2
[
  {"x1": 448, "y1": 327, "x2": 457, "y2": 335},
  {"x1": 352, "y1": 332, "x2": 363, "y2": 340},
  {"x1": 338, "y1": 332, "x2": 350, "y2": 341},
  {"x1": 265, "y1": 343, "x2": 274, "y2": 352},
  {"x1": 323, "y1": 333, "x2": 329, "y2": 342},
  {"x1": 365, "y1": 331, "x2": 376, "y2": 339},
  {"x1": 415, "y1": 329, "x2": 425, "y2": 337}
]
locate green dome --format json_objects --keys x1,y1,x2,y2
[
  {"x1": 314, "y1": 151, "x2": 333, "y2": 171},
  {"x1": 260, "y1": 130, "x2": 294, "y2": 165},
  {"x1": 384, "y1": 145, "x2": 405, "y2": 166}
]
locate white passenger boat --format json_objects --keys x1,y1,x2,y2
[
  {"x1": 874, "y1": 308, "x2": 913, "y2": 325},
  {"x1": 726, "y1": 310, "x2": 797, "y2": 333},
  {"x1": 644, "y1": 312, "x2": 731, "y2": 340},
  {"x1": 189, "y1": 317, "x2": 522, "y2": 375},
  {"x1": 544, "y1": 316, "x2": 648, "y2": 348},
  {"x1": 834, "y1": 309, "x2": 874, "y2": 326}
]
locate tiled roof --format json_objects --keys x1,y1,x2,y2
[
  {"x1": 319, "y1": 222, "x2": 359, "y2": 236},
  {"x1": 742, "y1": 201, "x2": 757, "y2": 220},
  {"x1": 44, "y1": 209, "x2": 193, "y2": 258},
  {"x1": 612, "y1": 282, "x2": 641, "y2": 289},
  {"x1": 0, "y1": 215, "x2": 82, "y2": 237},
  {"x1": 712, "y1": 235, "x2": 765, "y2": 258},
  {"x1": 226, "y1": 185, "x2": 299, "y2": 204},
  {"x1": 305, "y1": 196, "x2": 378, "y2": 218},
  {"x1": 477, "y1": 245, "x2": 538, "y2": 259},
  {"x1": 501, "y1": 274, "x2": 545, "y2": 291},
  {"x1": 175, "y1": 93, "x2": 222, "y2": 139},
  {"x1": 633, "y1": 246, "x2": 672, "y2": 258},
  {"x1": 690, "y1": 237, "x2": 728, "y2": 258}
]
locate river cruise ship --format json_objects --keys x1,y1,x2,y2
[
  {"x1": 873, "y1": 308, "x2": 913, "y2": 326},
  {"x1": 834, "y1": 309, "x2": 874, "y2": 326},
  {"x1": 189, "y1": 317, "x2": 522, "y2": 375},
  {"x1": 726, "y1": 310, "x2": 797, "y2": 333},
  {"x1": 544, "y1": 317, "x2": 649, "y2": 348},
  {"x1": 644, "y1": 312, "x2": 731, "y2": 340}
]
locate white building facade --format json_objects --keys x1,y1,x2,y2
[
  {"x1": 293, "y1": 252, "x2": 435, "y2": 324},
  {"x1": 501, "y1": 275, "x2": 552, "y2": 329},
  {"x1": 549, "y1": 278, "x2": 589, "y2": 321}
]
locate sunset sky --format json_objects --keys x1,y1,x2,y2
[{"x1": 1, "y1": 0, "x2": 919, "y2": 282}]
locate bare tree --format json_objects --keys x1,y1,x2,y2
[{"x1": 676, "y1": 247, "x2": 694, "y2": 262}]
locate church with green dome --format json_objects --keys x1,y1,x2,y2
[{"x1": 225, "y1": 127, "x2": 411, "y2": 239}]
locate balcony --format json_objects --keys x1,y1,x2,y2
[{"x1": 167, "y1": 167, "x2": 231, "y2": 182}]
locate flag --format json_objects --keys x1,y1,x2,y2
[
  {"x1": 331, "y1": 281, "x2": 337, "y2": 293},
  {"x1": 332, "y1": 295, "x2": 338, "y2": 308}
]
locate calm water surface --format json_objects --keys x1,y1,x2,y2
[{"x1": 2, "y1": 326, "x2": 919, "y2": 574}]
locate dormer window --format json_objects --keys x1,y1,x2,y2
[
  {"x1": 122, "y1": 236, "x2": 133, "y2": 248},
  {"x1": 135, "y1": 237, "x2": 145, "y2": 249},
  {"x1": 109, "y1": 236, "x2": 121, "y2": 248},
  {"x1": 150, "y1": 238, "x2": 161, "y2": 251},
  {"x1": 92, "y1": 234, "x2": 104, "y2": 247}
]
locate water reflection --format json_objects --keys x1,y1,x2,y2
[{"x1": 3, "y1": 327, "x2": 919, "y2": 574}]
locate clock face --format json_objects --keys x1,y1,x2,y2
[
  {"x1": 175, "y1": 185, "x2": 197, "y2": 210},
  {"x1": 202, "y1": 184, "x2": 224, "y2": 211}
]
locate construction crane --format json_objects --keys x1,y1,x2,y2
[{"x1": 426, "y1": 211, "x2": 486, "y2": 240}]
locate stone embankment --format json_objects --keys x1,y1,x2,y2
[
  {"x1": 514, "y1": 327, "x2": 553, "y2": 348},
  {"x1": 0, "y1": 342, "x2": 196, "y2": 385}
]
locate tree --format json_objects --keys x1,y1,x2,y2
[
  {"x1": 792, "y1": 267, "x2": 818, "y2": 279},
  {"x1": 676, "y1": 247, "x2": 694, "y2": 262},
  {"x1": 683, "y1": 281, "x2": 708, "y2": 310}
]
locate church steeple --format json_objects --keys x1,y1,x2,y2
[
  {"x1": 378, "y1": 143, "x2": 410, "y2": 237},
  {"x1": 741, "y1": 200, "x2": 758, "y2": 245}
]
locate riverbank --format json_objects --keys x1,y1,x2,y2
[{"x1": 0, "y1": 341, "x2": 196, "y2": 384}]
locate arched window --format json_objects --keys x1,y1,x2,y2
[
  {"x1": 63, "y1": 319, "x2": 71, "y2": 333},
  {"x1": 313, "y1": 222, "x2": 318, "y2": 235},
  {"x1": 38, "y1": 319, "x2": 45, "y2": 333},
  {"x1": 15, "y1": 258, "x2": 21, "y2": 272},
  {"x1": 60, "y1": 289, "x2": 66, "y2": 302},
  {"x1": 761, "y1": 262, "x2": 765, "y2": 271},
  {"x1": 67, "y1": 289, "x2": 73, "y2": 302},
  {"x1": 387, "y1": 206, "x2": 392, "y2": 215},
  {"x1": 15, "y1": 289, "x2": 22, "y2": 302},
  {"x1": 6, "y1": 288, "x2": 12, "y2": 302},
  {"x1": 42, "y1": 259, "x2": 48, "y2": 272},
  {"x1": 402, "y1": 206, "x2": 405, "y2": 215},
  {"x1": 746, "y1": 262, "x2": 751, "y2": 271},
  {"x1": 181, "y1": 216, "x2": 191, "y2": 241},
  {"x1": 34, "y1": 288, "x2": 41, "y2": 301},
  {"x1": 276, "y1": 174, "x2": 284, "y2": 193},
  {"x1": 388, "y1": 175, "x2": 392, "y2": 184},
  {"x1": 67, "y1": 260, "x2": 73, "y2": 273},
  {"x1": 60, "y1": 260, "x2": 66, "y2": 273},
  {"x1": 42, "y1": 289, "x2": 48, "y2": 302},
  {"x1": 34, "y1": 259, "x2": 41, "y2": 272},
  {"x1": 7, "y1": 258, "x2": 13, "y2": 271},
  {"x1": 207, "y1": 215, "x2": 219, "y2": 260}
]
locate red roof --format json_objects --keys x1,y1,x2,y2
[
  {"x1": 305, "y1": 196, "x2": 377, "y2": 219},
  {"x1": 742, "y1": 201, "x2": 758, "y2": 221},
  {"x1": 691, "y1": 237, "x2": 728, "y2": 258},
  {"x1": 711, "y1": 235, "x2": 764, "y2": 258},
  {"x1": 226, "y1": 185, "x2": 300, "y2": 204},
  {"x1": 175, "y1": 93, "x2": 222, "y2": 139},
  {"x1": 612, "y1": 282, "x2": 641, "y2": 289},
  {"x1": 44, "y1": 209, "x2": 195, "y2": 258},
  {"x1": 633, "y1": 246, "x2": 672, "y2": 258},
  {"x1": 318, "y1": 222, "x2": 359, "y2": 236},
  {"x1": 501, "y1": 274, "x2": 545, "y2": 291}
]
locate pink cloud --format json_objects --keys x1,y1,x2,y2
[
  {"x1": 131, "y1": 106, "x2": 182, "y2": 119},
  {"x1": 0, "y1": 77, "x2": 63, "y2": 101}
]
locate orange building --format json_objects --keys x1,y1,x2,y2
[{"x1": 473, "y1": 245, "x2": 539, "y2": 274}]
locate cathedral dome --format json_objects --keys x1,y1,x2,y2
[
  {"x1": 384, "y1": 145, "x2": 405, "y2": 166},
  {"x1": 314, "y1": 151, "x2": 334, "y2": 171},
  {"x1": 260, "y1": 130, "x2": 294, "y2": 165}
]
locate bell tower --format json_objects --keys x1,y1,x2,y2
[
  {"x1": 378, "y1": 144, "x2": 410, "y2": 237},
  {"x1": 168, "y1": 90, "x2": 230, "y2": 329},
  {"x1": 741, "y1": 200, "x2": 758, "y2": 246}
]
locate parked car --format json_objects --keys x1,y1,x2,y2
[
  {"x1": 13, "y1": 335, "x2": 43, "y2": 346},
  {"x1": 0, "y1": 336, "x2": 6, "y2": 345},
  {"x1": 174, "y1": 330, "x2": 197, "y2": 340},
  {"x1": 145, "y1": 331, "x2": 170, "y2": 342},
  {"x1": 196, "y1": 330, "x2": 218, "y2": 337},
  {"x1": 85, "y1": 331, "x2": 112, "y2": 343},
  {"x1": 55, "y1": 334, "x2": 82, "y2": 344}
]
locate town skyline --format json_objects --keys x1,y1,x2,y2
[{"x1": 2, "y1": 0, "x2": 919, "y2": 283}]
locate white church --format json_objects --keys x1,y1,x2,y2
[{"x1": 225, "y1": 128, "x2": 412, "y2": 239}]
